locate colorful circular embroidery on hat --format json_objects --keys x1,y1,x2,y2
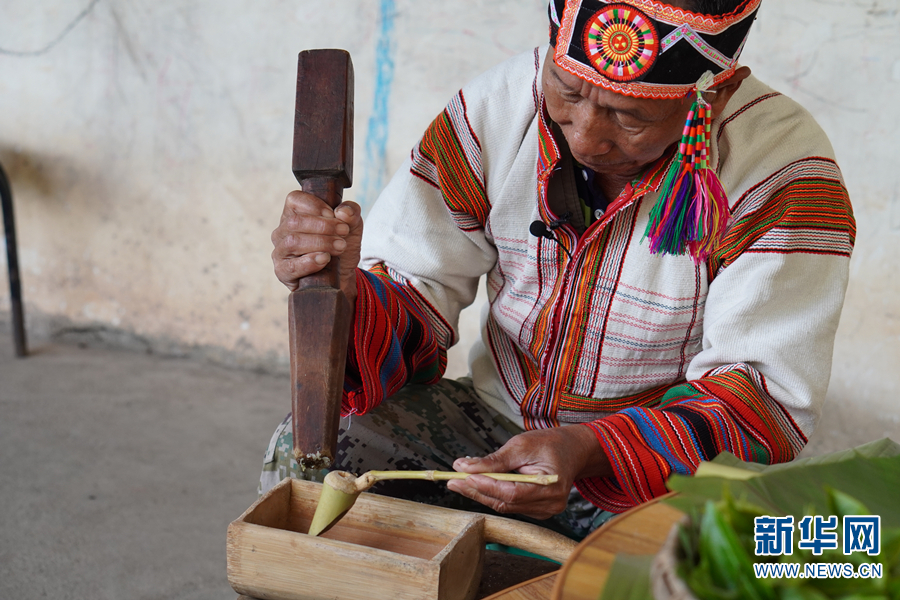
[{"x1": 583, "y1": 4, "x2": 658, "y2": 82}]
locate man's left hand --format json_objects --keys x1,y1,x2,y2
[{"x1": 447, "y1": 425, "x2": 612, "y2": 520}]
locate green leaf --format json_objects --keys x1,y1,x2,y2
[
  {"x1": 666, "y1": 440, "x2": 900, "y2": 528},
  {"x1": 598, "y1": 554, "x2": 655, "y2": 600},
  {"x1": 695, "y1": 462, "x2": 761, "y2": 480},
  {"x1": 714, "y1": 439, "x2": 900, "y2": 472},
  {"x1": 777, "y1": 587, "x2": 831, "y2": 600},
  {"x1": 667, "y1": 441, "x2": 900, "y2": 600},
  {"x1": 827, "y1": 488, "x2": 872, "y2": 519},
  {"x1": 696, "y1": 501, "x2": 776, "y2": 600}
]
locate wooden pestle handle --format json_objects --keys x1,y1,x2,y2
[{"x1": 483, "y1": 515, "x2": 579, "y2": 565}]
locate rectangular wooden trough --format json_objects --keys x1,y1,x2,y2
[{"x1": 227, "y1": 477, "x2": 487, "y2": 600}]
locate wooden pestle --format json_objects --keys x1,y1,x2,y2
[{"x1": 289, "y1": 49, "x2": 355, "y2": 470}]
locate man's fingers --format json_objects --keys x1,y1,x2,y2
[
  {"x1": 273, "y1": 197, "x2": 359, "y2": 256},
  {"x1": 449, "y1": 428, "x2": 592, "y2": 520},
  {"x1": 448, "y1": 476, "x2": 517, "y2": 513},
  {"x1": 334, "y1": 201, "x2": 360, "y2": 224},
  {"x1": 447, "y1": 476, "x2": 564, "y2": 520},
  {"x1": 275, "y1": 192, "x2": 351, "y2": 242},
  {"x1": 334, "y1": 202, "x2": 364, "y2": 240},
  {"x1": 273, "y1": 246, "x2": 335, "y2": 279},
  {"x1": 453, "y1": 448, "x2": 514, "y2": 475},
  {"x1": 273, "y1": 194, "x2": 364, "y2": 296},
  {"x1": 273, "y1": 211, "x2": 349, "y2": 245},
  {"x1": 283, "y1": 190, "x2": 332, "y2": 216},
  {"x1": 274, "y1": 254, "x2": 332, "y2": 289},
  {"x1": 273, "y1": 231, "x2": 348, "y2": 260}
]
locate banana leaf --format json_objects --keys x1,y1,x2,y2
[
  {"x1": 666, "y1": 438, "x2": 900, "y2": 527},
  {"x1": 598, "y1": 554, "x2": 655, "y2": 600},
  {"x1": 598, "y1": 440, "x2": 900, "y2": 600}
]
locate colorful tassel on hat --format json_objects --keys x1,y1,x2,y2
[{"x1": 643, "y1": 72, "x2": 730, "y2": 263}]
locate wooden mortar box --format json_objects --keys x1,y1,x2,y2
[{"x1": 227, "y1": 477, "x2": 485, "y2": 600}]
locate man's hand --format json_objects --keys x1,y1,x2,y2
[
  {"x1": 447, "y1": 425, "x2": 611, "y2": 520},
  {"x1": 271, "y1": 191, "x2": 363, "y2": 301}
]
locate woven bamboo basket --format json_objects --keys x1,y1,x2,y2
[{"x1": 650, "y1": 516, "x2": 699, "y2": 600}]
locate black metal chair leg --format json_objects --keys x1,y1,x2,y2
[{"x1": 1, "y1": 161, "x2": 27, "y2": 357}]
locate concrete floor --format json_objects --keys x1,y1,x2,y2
[
  {"x1": 0, "y1": 325, "x2": 286, "y2": 599},
  {"x1": 1, "y1": 320, "x2": 898, "y2": 600}
]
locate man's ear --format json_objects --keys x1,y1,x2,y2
[{"x1": 708, "y1": 66, "x2": 752, "y2": 118}]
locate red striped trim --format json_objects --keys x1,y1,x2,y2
[
  {"x1": 576, "y1": 364, "x2": 806, "y2": 512},
  {"x1": 414, "y1": 91, "x2": 490, "y2": 232},
  {"x1": 558, "y1": 382, "x2": 671, "y2": 413},
  {"x1": 342, "y1": 266, "x2": 449, "y2": 415},
  {"x1": 709, "y1": 176, "x2": 855, "y2": 275}
]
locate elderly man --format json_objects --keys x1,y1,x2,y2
[{"x1": 263, "y1": 0, "x2": 855, "y2": 539}]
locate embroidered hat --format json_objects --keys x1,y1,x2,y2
[{"x1": 549, "y1": 0, "x2": 760, "y2": 99}]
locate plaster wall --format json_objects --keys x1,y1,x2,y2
[{"x1": 1, "y1": 1, "x2": 898, "y2": 431}]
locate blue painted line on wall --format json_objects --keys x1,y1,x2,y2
[{"x1": 359, "y1": 0, "x2": 396, "y2": 212}]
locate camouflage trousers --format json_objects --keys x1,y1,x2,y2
[{"x1": 259, "y1": 378, "x2": 614, "y2": 541}]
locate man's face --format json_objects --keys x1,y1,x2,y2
[{"x1": 542, "y1": 47, "x2": 692, "y2": 181}]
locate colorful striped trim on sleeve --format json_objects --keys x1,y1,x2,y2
[
  {"x1": 574, "y1": 363, "x2": 806, "y2": 512},
  {"x1": 557, "y1": 381, "x2": 673, "y2": 419},
  {"x1": 342, "y1": 266, "x2": 449, "y2": 416},
  {"x1": 410, "y1": 91, "x2": 490, "y2": 232},
  {"x1": 708, "y1": 160, "x2": 855, "y2": 276}
]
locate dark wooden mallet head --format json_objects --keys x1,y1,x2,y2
[
  {"x1": 293, "y1": 49, "x2": 354, "y2": 194},
  {"x1": 289, "y1": 49, "x2": 355, "y2": 470}
]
